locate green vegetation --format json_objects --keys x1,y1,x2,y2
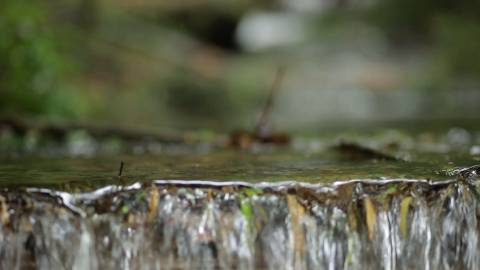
[
  {"x1": 1, "y1": 0, "x2": 480, "y2": 130},
  {"x1": 0, "y1": 1, "x2": 86, "y2": 120},
  {"x1": 368, "y1": 0, "x2": 480, "y2": 88}
]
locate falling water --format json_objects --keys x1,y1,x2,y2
[{"x1": 0, "y1": 173, "x2": 479, "y2": 269}]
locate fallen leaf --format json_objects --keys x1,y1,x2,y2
[
  {"x1": 400, "y1": 196, "x2": 412, "y2": 237},
  {"x1": 148, "y1": 186, "x2": 159, "y2": 222},
  {"x1": 364, "y1": 197, "x2": 376, "y2": 241},
  {"x1": 287, "y1": 194, "x2": 305, "y2": 268}
]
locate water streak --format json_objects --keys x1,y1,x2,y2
[{"x1": 0, "y1": 178, "x2": 479, "y2": 269}]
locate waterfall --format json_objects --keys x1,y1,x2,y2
[{"x1": 0, "y1": 177, "x2": 479, "y2": 270}]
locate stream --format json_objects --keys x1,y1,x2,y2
[{"x1": 1, "y1": 127, "x2": 480, "y2": 269}]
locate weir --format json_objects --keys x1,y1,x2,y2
[{"x1": 1, "y1": 171, "x2": 479, "y2": 270}]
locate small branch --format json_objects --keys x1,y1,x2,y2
[
  {"x1": 254, "y1": 67, "x2": 286, "y2": 137},
  {"x1": 118, "y1": 161, "x2": 125, "y2": 177}
]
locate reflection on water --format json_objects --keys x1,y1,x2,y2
[{"x1": 0, "y1": 149, "x2": 463, "y2": 188}]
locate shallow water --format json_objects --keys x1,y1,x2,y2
[
  {"x1": 0, "y1": 151, "x2": 452, "y2": 188},
  {"x1": 0, "y1": 127, "x2": 480, "y2": 269}
]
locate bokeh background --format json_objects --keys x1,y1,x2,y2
[{"x1": 2, "y1": 0, "x2": 480, "y2": 134}]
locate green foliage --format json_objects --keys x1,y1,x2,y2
[
  {"x1": 368, "y1": 0, "x2": 480, "y2": 87},
  {"x1": 0, "y1": 1, "x2": 83, "y2": 119},
  {"x1": 368, "y1": 0, "x2": 480, "y2": 41},
  {"x1": 432, "y1": 16, "x2": 480, "y2": 79}
]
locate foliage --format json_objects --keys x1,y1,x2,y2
[
  {"x1": 432, "y1": 16, "x2": 480, "y2": 80},
  {"x1": 367, "y1": 0, "x2": 480, "y2": 87},
  {"x1": 368, "y1": 0, "x2": 480, "y2": 41},
  {"x1": 0, "y1": 1, "x2": 83, "y2": 119}
]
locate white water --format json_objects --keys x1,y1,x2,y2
[{"x1": 0, "y1": 179, "x2": 479, "y2": 270}]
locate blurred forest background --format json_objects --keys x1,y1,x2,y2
[{"x1": 1, "y1": 0, "x2": 480, "y2": 134}]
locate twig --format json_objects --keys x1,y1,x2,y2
[
  {"x1": 118, "y1": 161, "x2": 125, "y2": 177},
  {"x1": 254, "y1": 67, "x2": 286, "y2": 137}
]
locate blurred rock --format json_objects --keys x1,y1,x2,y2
[{"x1": 236, "y1": 12, "x2": 306, "y2": 51}]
